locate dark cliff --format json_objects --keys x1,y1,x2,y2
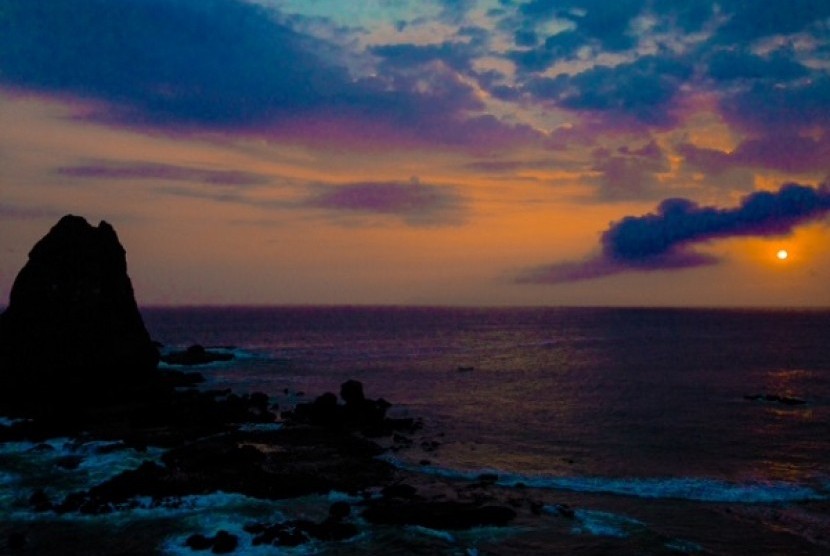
[{"x1": 0, "y1": 215, "x2": 159, "y2": 407}]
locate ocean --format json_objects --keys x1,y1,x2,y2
[{"x1": 2, "y1": 306, "x2": 829, "y2": 554}]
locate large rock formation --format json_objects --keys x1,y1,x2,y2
[{"x1": 0, "y1": 215, "x2": 159, "y2": 407}]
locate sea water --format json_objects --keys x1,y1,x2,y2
[{"x1": 2, "y1": 307, "x2": 829, "y2": 554}]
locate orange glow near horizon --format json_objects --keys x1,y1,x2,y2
[{"x1": 2, "y1": 92, "x2": 830, "y2": 308}]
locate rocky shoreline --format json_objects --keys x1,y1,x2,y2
[
  {"x1": 0, "y1": 372, "x2": 529, "y2": 553},
  {"x1": 0, "y1": 216, "x2": 524, "y2": 553}
]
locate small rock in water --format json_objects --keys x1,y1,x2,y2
[
  {"x1": 329, "y1": 501, "x2": 351, "y2": 520},
  {"x1": 211, "y1": 531, "x2": 238, "y2": 554},
  {"x1": 553, "y1": 503, "x2": 575, "y2": 519},
  {"x1": 744, "y1": 393, "x2": 806, "y2": 405},
  {"x1": 184, "y1": 531, "x2": 238, "y2": 553},
  {"x1": 382, "y1": 483, "x2": 418, "y2": 499},
  {"x1": 29, "y1": 489, "x2": 53, "y2": 512},
  {"x1": 55, "y1": 455, "x2": 84, "y2": 470},
  {"x1": 184, "y1": 533, "x2": 213, "y2": 551},
  {"x1": 162, "y1": 344, "x2": 235, "y2": 366}
]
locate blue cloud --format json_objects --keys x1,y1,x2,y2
[
  {"x1": 518, "y1": 0, "x2": 644, "y2": 55},
  {"x1": 707, "y1": 49, "x2": 809, "y2": 82},
  {"x1": 604, "y1": 184, "x2": 830, "y2": 261},
  {"x1": 0, "y1": 0, "x2": 533, "y2": 150},
  {"x1": 715, "y1": 0, "x2": 830, "y2": 41},
  {"x1": 525, "y1": 56, "x2": 692, "y2": 125},
  {"x1": 0, "y1": 0, "x2": 346, "y2": 126},
  {"x1": 371, "y1": 41, "x2": 478, "y2": 72},
  {"x1": 521, "y1": 183, "x2": 830, "y2": 283}
]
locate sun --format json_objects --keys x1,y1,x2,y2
[{"x1": 776, "y1": 249, "x2": 789, "y2": 261}]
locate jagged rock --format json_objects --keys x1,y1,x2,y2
[
  {"x1": 292, "y1": 380, "x2": 406, "y2": 436},
  {"x1": 0, "y1": 215, "x2": 159, "y2": 409},
  {"x1": 211, "y1": 531, "x2": 238, "y2": 554},
  {"x1": 161, "y1": 344, "x2": 234, "y2": 366},
  {"x1": 744, "y1": 393, "x2": 807, "y2": 405}
]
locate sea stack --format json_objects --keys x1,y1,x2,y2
[{"x1": 0, "y1": 215, "x2": 159, "y2": 408}]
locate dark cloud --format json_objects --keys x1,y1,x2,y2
[
  {"x1": 513, "y1": 30, "x2": 539, "y2": 48},
  {"x1": 525, "y1": 56, "x2": 692, "y2": 126},
  {"x1": 656, "y1": 0, "x2": 717, "y2": 32},
  {"x1": 501, "y1": 0, "x2": 829, "y2": 137},
  {"x1": 56, "y1": 161, "x2": 271, "y2": 186},
  {"x1": 303, "y1": 180, "x2": 465, "y2": 226},
  {"x1": 719, "y1": 76, "x2": 830, "y2": 134},
  {"x1": 508, "y1": 31, "x2": 586, "y2": 72},
  {"x1": 512, "y1": 0, "x2": 645, "y2": 69},
  {"x1": 371, "y1": 41, "x2": 477, "y2": 72},
  {"x1": 0, "y1": 0, "x2": 531, "y2": 150},
  {"x1": 0, "y1": 0, "x2": 346, "y2": 126},
  {"x1": 507, "y1": 0, "x2": 723, "y2": 74},
  {"x1": 706, "y1": 49, "x2": 809, "y2": 82},
  {"x1": 715, "y1": 0, "x2": 830, "y2": 42},
  {"x1": 680, "y1": 135, "x2": 830, "y2": 175},
  {"x1": 520, "y1": 183, "x2": 830, "y2": 283}
]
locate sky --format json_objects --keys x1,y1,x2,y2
[{"x1": 1, "y1": 0, "x2": 829, "y2": 307}]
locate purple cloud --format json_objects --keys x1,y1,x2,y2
[
  {"x1": 680, "y1": 135, "x2": 830, "y2": 175},
  {"x1": 0, "y1": 203, "x2": 63, "y2": 221},
  {"x1": 56, "y1": 161, "x2": 271, "y2": 186},
  {"x1": 0, "y1": 0, "x2": 537, "y2": 151},
  {"x1": 591, "y1": 141, "x2": 669, "y2": 200},
  {"x1": 718, "y1": 76, "x2": 830, "y2": 135},
  {"x1": 303, "y1": 180, "x2": 465, "y2": 226},
  {"x1": 520, "y1": 182, "x2": 830, "y2": 283}
]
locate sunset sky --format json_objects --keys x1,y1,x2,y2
[{"x1": 2, "y1": 0, "x2": 829, "y2": 307}]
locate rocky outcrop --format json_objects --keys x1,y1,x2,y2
[
  {"x1": 161, "y1": 344, "x2": 234, "y2": 366},
  {"x1": 0, "y1": 215, "x2": 159, "y2": 409}
]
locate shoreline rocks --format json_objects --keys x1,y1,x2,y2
[
  {"x1": 160, "y1": 344, "x2": 234, "y2": 366},
  {"x1": 0, "y1": 216, "x2": 519, "y2": 553}
]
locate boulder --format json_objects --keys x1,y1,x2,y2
[
  {"x1": 0, "y1": 215, "x2": 159, "y2": 408},
  {"x1": 161, "y1": 344, "x2": 234, "y2": 366}
]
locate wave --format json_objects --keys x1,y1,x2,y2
[
  {"x1": 0, "y1": 438, "x2": 165, "y2": 498},
  {"x1": 381, "y1": 457, "x2": 827, "y2": 503},
  {"x1": 563, "y1": 508, "x2": 645, "y2": 538}
]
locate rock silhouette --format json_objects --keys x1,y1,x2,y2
[{"x1": 0, "y1": 215, "x2": 159, "y2": 408}]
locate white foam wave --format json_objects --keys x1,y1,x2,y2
[
  {"x1": 0, "y1": 438, "x2": 164, "y2": 500},
  {"x1": 568, "y1": 508, "x2": 645, "y2": 538},
  {"x1": 407, "y1": 525, "x2": 457, "y2": 543},
  {"x1": 665, "y1": 538, "x2": 705, "y2": 553},
  {"x1": 0, "y1": 416, "x2": 31, "y2": 427},
  {"x1": 381, "y1": 457, "x2": 827, "y2": 503}
]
